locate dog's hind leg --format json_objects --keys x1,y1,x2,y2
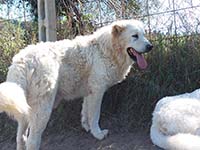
[
  {"x1": 26, "y1": 98, "x2": 55, "y2": 150},
  {"x1": 26, "y1": 82, "x2": 58, "y2": 150},
  {"x1": 16, "y1": 117, "x2": 28, "y2": 150}
]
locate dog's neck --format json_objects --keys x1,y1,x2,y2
[{"x1": 92, "y1": 37, "x2": 131, "y2": 81}]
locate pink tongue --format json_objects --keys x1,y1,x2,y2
[{"x1": 133, "y1": 51, "x2": 148, "y2": 69}]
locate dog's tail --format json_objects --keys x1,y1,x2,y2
[
  {"x1": 150, "y1": 124, "x2": 200, "y2": 150},
  {"x1": 0, "y1": 82, "x2": 30, "y2": 121}
]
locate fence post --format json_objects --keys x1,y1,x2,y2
[{"x1": 38, "y1": 0, "x2": 57, "y2": 42}]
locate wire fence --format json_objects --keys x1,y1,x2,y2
[
  {"x1": 90, "y1": 0, "x2": 200, "y2": 35},
  {"x1": 0, "y1": 0, "x2": 200, "y2": 40}
]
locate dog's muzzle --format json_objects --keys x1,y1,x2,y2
[{"x1": 127, "y1": 44, "x2": 153, "y2": 70}]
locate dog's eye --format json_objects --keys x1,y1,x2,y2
[{"x1": 132, "y1": 34, "x2": 138, "y2": 38}]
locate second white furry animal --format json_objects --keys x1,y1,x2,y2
[{"x1": 151, "y1": 89, "x2": 200, "y2": 150}]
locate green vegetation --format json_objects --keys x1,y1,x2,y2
[{"x1": 0, "y1": 22, "x2": 26, "y2": 82}]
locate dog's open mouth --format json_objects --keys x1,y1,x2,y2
[{"x1": 127, "y1": 47, "x2": 148, "y2": 69}]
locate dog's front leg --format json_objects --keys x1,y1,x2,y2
[{"x1": 83, "y1": 88, "x2": 108, "y2": 140}]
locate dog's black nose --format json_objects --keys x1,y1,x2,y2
[{"x1": 146, "y1": 44, "x2": 153, "y2": 52}]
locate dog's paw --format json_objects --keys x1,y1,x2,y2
[
  {"x1": 81, "y1": 121, "x2": 90, "y2": 132},
  {"x1": 92, "y1": 129, "x2": 109, "y2": 140}
]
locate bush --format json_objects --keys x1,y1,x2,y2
[
  {"x1": 0, "y1": 22, "x2": 26, "y2": 82},
  {"x1": 103, "y1": 34, "x2": 200, "y2": 131}
]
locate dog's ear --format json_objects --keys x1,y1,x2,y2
[
  {"x1": 112, "y1": 25, "x2": 125, "y2": 36},
  {"x1": 112, "y1": 25, "x2": 125, "y2": 51}
]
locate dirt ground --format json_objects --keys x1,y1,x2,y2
[
  {"x1": 0, "y1": 117, "x2": 161, "y2": 150},
  {"x1": 0, "y1": 130, "x2": 161, "y2": 150},
  {"x1": 0, "y1": 98, "x2": 162, "y2": 150}
]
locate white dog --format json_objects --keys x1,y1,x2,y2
[
  {"x1": 0, "y1": 19, "x2": 152, "y2": 150},
  {"x1": 151, "y1": 89, "x2": 200, "y2": 150}
]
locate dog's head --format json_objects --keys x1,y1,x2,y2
[{"x1": 111, "y1": 20, "x2": 153, "y2": 69}]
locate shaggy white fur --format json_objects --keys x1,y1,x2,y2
[
  {"x1": 151, "y1": 89, "x2": 200, "y2": 150},
  {"x1": 0, "y1": 19, "x2": 152, "y2": 150}
]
